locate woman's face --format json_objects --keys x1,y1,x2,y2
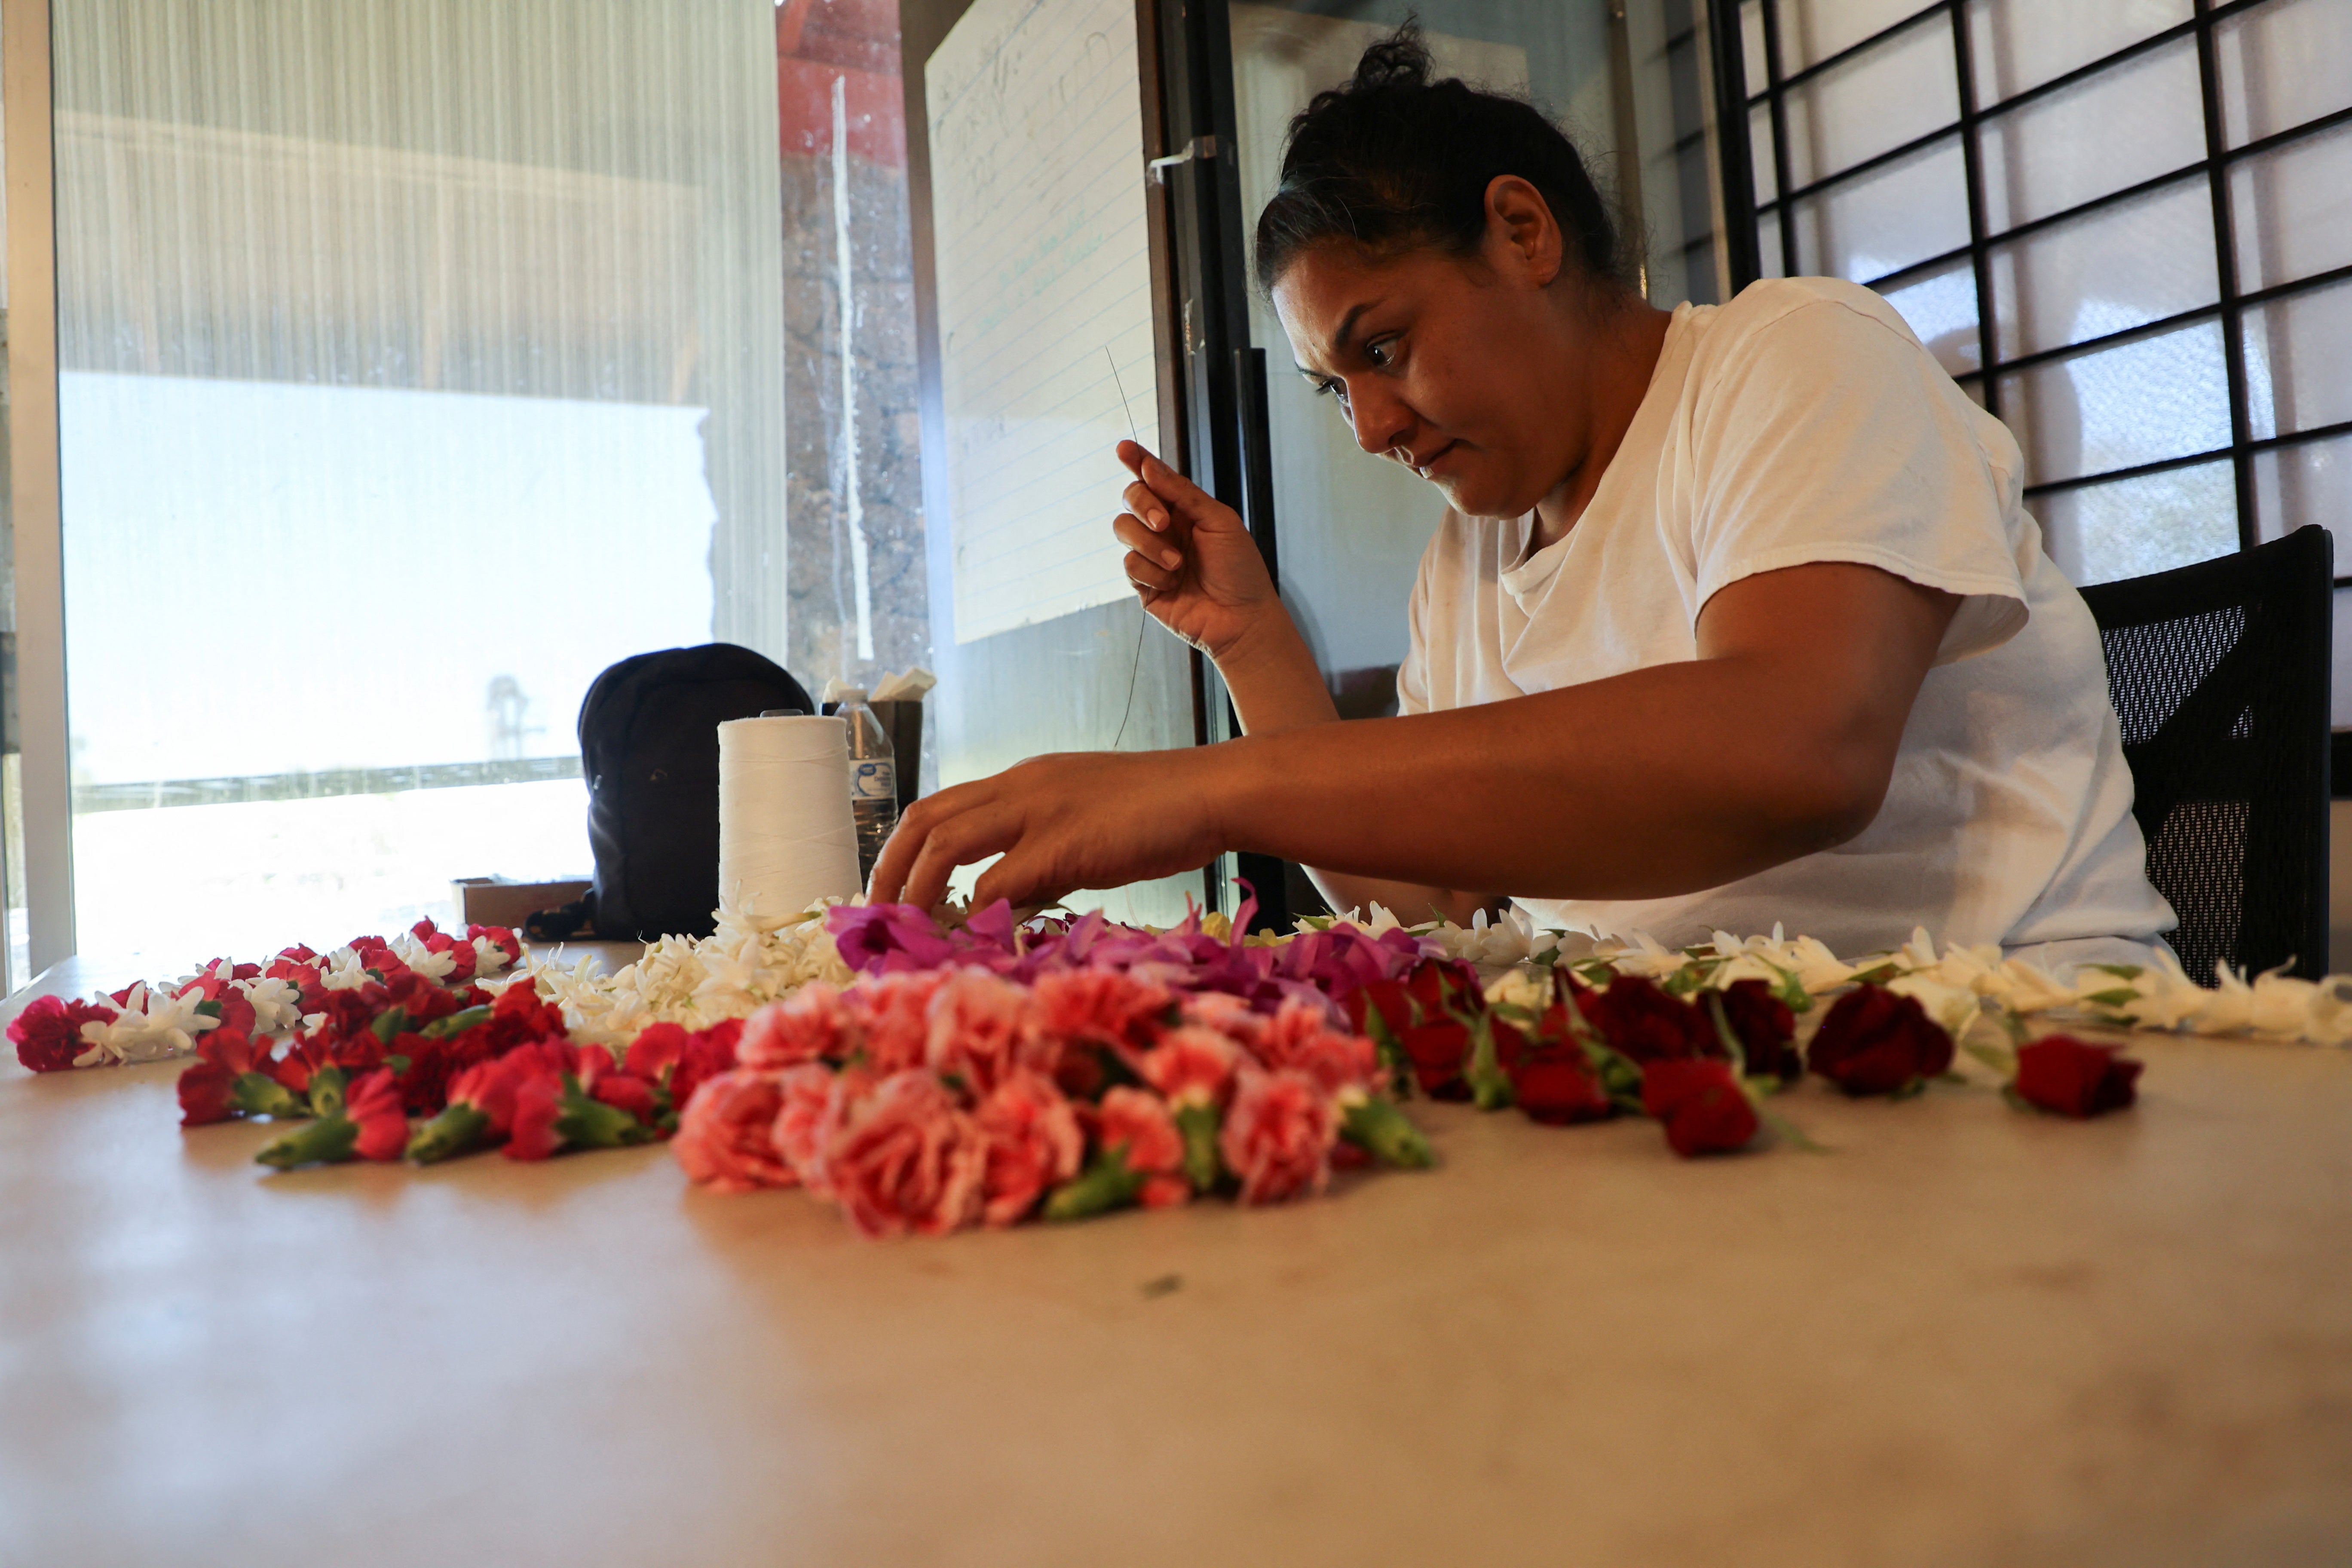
[{"x1": 1270, "y1": 181, "x2": 1604, "y2": 521}]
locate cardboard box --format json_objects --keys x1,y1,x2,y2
[{"x1": 451, "y1": 876, "x2": 592, "y2": 931}]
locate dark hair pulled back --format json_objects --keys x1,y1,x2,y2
[{"x1": 1253, "y1": 23, "x2": 1629, "y2": 296}]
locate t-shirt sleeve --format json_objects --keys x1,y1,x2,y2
[
  {"x1": 1687, "y1": 291, "x2": 2031, "y2": 665},
  {"x1": 1394, "y1": 549, "x2": 1434, "y2": 717}
]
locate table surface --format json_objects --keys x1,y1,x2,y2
[{"x1": 5, "y1": 952, "x2": 2352, "y2": 1568}]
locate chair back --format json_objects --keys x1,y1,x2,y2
[{"x1": 2077, "y1": 524, "x2": 2332, "y2": 981}]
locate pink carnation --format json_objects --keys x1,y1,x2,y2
[
  {"x1": 1029, "y1": 968, "x2": 1172, "y2": 1053},
  {"x1": 1219, "y1": 1067, "x2": 1336, "y2": 1206},
  {"x1": 855, "y1": 970, "x2": 948, "y2": 1073},
  {"x1": 972, "y1": 1068, "x2": 1084, "y2": 1226},
  {"x1": 1096, "y1": 1087, "x2": 1190, "y2": 1208},
  {"x1": 771, "y1": 1062, "x2": 847, "y2": 1194},
  {"x1": 740, "y1": 982, "x2": 859, "y2": 1069},
  {"x1": 822, "y1": 1069, "x2": 986, "y2": 1239},
  {"x1": 1179, "y1": 991, "x2": 1265, "y2": 1048},
  {"x1": 1136, "y1": 1025, "x2": 1243, "y2": 1108},
  {"x1": 923, "y1": 969, "x2": 1038, "y2": 1096},
  {"x1": 1253, "y1": 1000, "x2": 1378, "y2": 1096},
  {"x1": 672, "y1": 1069, "x2": 795, "y2": 1192}
]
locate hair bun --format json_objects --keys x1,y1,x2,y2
[{"x1": 1349, "y1": 23, "x2": 1433, "y2": 92}]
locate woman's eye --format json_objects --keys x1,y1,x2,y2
[{"x1": 1365, "y1": 337, "x2": 1397, "y2": 369}]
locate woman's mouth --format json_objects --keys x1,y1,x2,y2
[{"x1": 1410, "y1": 440, "x2": 1459, "y2": 478}]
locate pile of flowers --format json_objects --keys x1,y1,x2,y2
[{"x1": 27, "y1": 893, "x2": 2330, "y2": 1241}]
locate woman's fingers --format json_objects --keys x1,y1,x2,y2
[
  {"x1": 900, "y1": 802, "x2": 1024, "y2": 911},
  {"x1": 1117, "y1": 441, "x2": 1218, "y2": 524},
  {"x1": 1113, "y1": 509, "x2": 1182, "y2": 569},
  {"x1": 868, "y1": 783, "x2": 982, "y2": 902},
  {"x1": 1121, "y1": 481, "x2": 1172, "y2": 533}
]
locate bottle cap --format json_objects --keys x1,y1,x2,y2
[{"x1": 835, "y1": 686, "x2": 868, "y2": 703}]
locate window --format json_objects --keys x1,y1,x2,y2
[
  {"x1": 0, "y1": 0, "x2": 934, "y2": 976},
  {"x1": 1724, "y1": 0, "x2": 2350, "y2": 640}
]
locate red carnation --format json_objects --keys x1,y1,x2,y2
[
  {"x1": 348, "y1": 1068, "x2": 413, "y2": 1161},
  {"x1": 1807, "y1": 985, "x2": 1954, "y2": 1096},
  {"x1": 1583, "y1": 975, "x2": 1716, "y2": 1065},
  {"x1": 1641, "y1": 1057, "x2": 1759, "y2": 1157},
  {"x1": 2014, "y1": 1035, "x2": 2142, "y2": 1118},
  {"x1": 9, "y1": 994, "x2": 118, "y2": 1073}
]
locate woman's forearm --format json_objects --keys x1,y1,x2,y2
[
  {"x1": 1211, "y1": 603, "x2": 1338, "y2": 735},
  {"x1": 1200, "y1": 655, "x2": 1888, "y2": 903}
]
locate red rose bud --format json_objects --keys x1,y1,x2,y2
[
  {"x1": 1713, "y1": 980, "x2": 1799, "y2": 1083},
  {"x1": 1583, "y1": 974, "x2": 1717, "y2": 1065},
  {"x1": 2014, "y1": 1035, "x2": 2143, "y2": 1118},
  {"x1": 1355, "y1": 960, "x2": 1484, "y2": 1098},
  {"x1": 1807, "y1": 985, "x2": 1953, "y2": 1095},
  {"x1": 9, "y1": 994, "x2": 119, "y2": 1073},
  {"x1": 1506, "y1": 1041, "x2": 1612, "y2": 1125},
  {"x1": 1640, "y1": 1057, "x2": 1760, "y2": 1157}
]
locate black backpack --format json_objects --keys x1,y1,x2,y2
[{"x1": 553, "y1": 643, "x2": 815, "y2": 942}]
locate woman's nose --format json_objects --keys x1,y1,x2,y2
[{"x1": 1348, "y1": 383, "x2": 1413, "y2": 457}]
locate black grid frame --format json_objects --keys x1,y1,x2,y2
[{"x1": 1708, "y1": 0, "x2": 2352, "y2": 581}]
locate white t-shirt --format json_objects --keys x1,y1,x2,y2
[{"x1": 1396, "y1": 276, "x2": 2176, "y2": 962}]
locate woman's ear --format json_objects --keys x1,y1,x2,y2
[{"x1": 1485, "y1": 175, "x2": 1564, "y2": 288}]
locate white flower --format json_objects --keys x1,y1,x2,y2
[
  {"x1": 318, "y1": 947, "x2": 374, "y2": 991},
  {"x1": 2091, "y1": 948, "x2": 2214, "y2": 1032},
  {"x1": 470, "y1": 934, "x2": 514, "y2": 977},
  {"x1": 1980, "y1": 957, "x2": 2077, "y2": 1016},
  {"x1": 389, "y1": 931, "x2": 457, "y2": 982},
  {"x1": 1886, "y1": 972, "x2": 1982, "y2": 1040},
  {"x1": 2302, "y1": 978, "x2": 2352, "y2": 1047},
  {"x1": 1483, "y1": 968, "x2": 1550, "y2": 1012},
  {"x1": 79, "y1": 980, "x2": 219, "y2": 1064},
  {"x1": 236, "y1": 976, "x2": 307, "y2": 1037},
  {"x1": 2243, "y1": 965, "x2": 2320, "y2": 1037}
]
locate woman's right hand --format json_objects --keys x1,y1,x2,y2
[{"x1": 1113, "y1": 441, "x2": 1278, "y2": 662}]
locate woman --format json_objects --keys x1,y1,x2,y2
[{"x1": 872, "y1": 31, "x2": 2174, "y2": 970}]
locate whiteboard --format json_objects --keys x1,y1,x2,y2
[{"x1": 927, "y1": 0, "x2": 1160, "y2": 645}]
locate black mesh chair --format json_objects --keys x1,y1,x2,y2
[{"x1": 2078, "y1": 524, "x2": 2333, "y2": 982}]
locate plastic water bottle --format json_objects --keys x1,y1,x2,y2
[{"x1": 837, "y1": 689, "x2": 898, "y2": 885}]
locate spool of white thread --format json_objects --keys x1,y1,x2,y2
[{"x1": 717, "y1": 715, "x2": 863, "y2": 917}]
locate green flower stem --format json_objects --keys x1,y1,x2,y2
[
  {"x1": 256, "y1": 1112, "x2": 359, "y2": 1170},
  {"x1": 230, "y1": 1072, "x2": 304, "y2": 1120},
  {"x1": 405, "y1": 1102, "x2": 493, "y2": 1164},
  {"x1": 306, "y1": 1066, "x2": 349, "y2": 1120},
  {"x1": 554, "y1": 1075, "x2": 656, "y2": 1150},
  {"x1": 1042, "y1": 1149, "x2": 1145, "y2": 1222},
  {"x1": 1464, "y1": 1014, "x2": 1514, "y2": 1112},
  {"x1": 422, "y1": 1005, "x2": 491, "y2": 1040},
  {"x1": 1173, "y1": 1101, "x2": 1222, "y2": 1192},
  {"x1": 1341, "y1": 1096, "x2": 1434, "y2": 1168}
]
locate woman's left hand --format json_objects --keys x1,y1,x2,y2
[{"x1": 867, "y1": 750, "x2": 1226, "y2": 912}]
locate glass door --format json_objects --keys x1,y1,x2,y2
[{"x1": 1210, "y1": 0, "x2": 1726, "y2": 917}]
